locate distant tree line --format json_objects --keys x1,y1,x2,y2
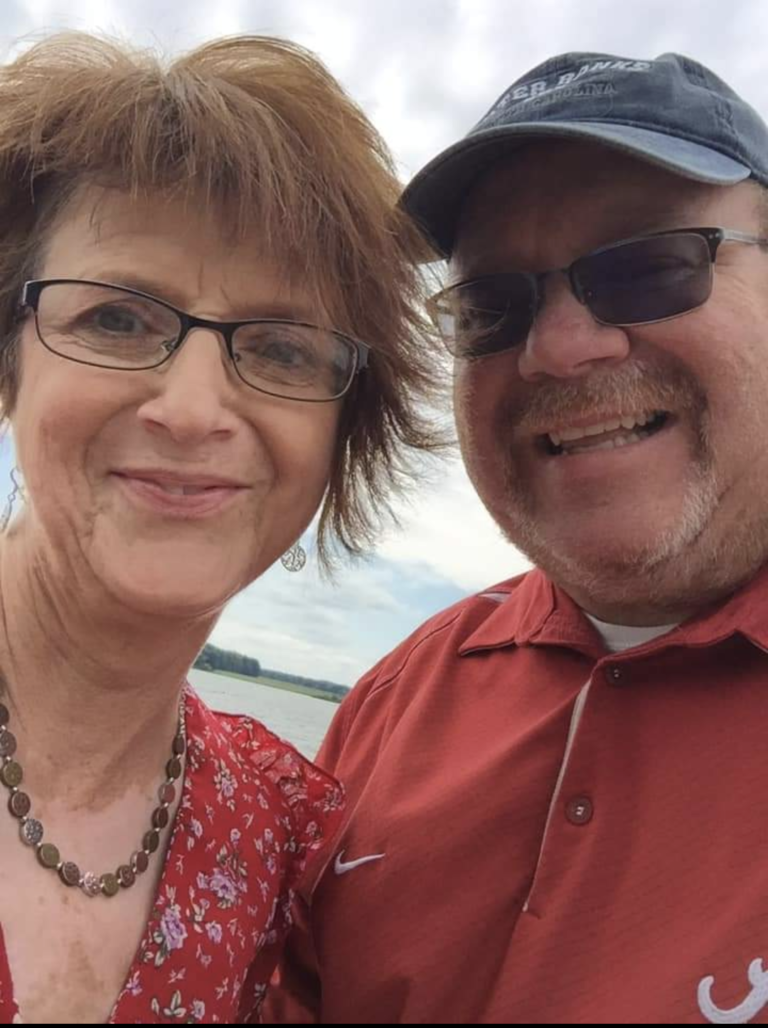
[
  {"x1": 260, "y1": 667, "x2": 350, "y2": 701},
  {"x1": 194, "y1": 643, "x2": 261, "y2": 680},
  {"x1": 194, "y1": 643, "x2": 350, "y2": 701}
]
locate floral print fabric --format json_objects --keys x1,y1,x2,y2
[{"x1": 0, "y1": 687, "x2": 344, "y2": 1024}]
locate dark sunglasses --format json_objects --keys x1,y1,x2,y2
[{"x1": 428, "y1": 227, "x2": 768, "y2": 359}]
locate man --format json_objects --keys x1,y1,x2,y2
[{"x1": 265, "y1": 53, "x2": 768, "y2": 1024}]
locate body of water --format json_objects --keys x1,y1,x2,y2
[{"x1": 188, "y1": 668, "x2": 337, "y2": 758}]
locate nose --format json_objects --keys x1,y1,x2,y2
[
  {"x1": 136, "y1": 327, "x2": 242, "y2": 444},
  {"x1": 517, "y1": 273, "x2": 631, "y2": 382}
]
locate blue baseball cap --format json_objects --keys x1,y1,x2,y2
[{"x1": 402, "y1": 52, "x2": 768, "y2": 257}]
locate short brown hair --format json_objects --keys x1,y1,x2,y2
[{"x1": 0, "y1": 32, "x2": 444, "y2": 565}]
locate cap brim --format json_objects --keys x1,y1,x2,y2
[{"x1": 402, "y1": 121, "x2": 752, "y2": 258}]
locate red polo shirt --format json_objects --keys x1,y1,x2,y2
[{"x1": 265, "y1": 566, "x2": 768, "y2": 1024}]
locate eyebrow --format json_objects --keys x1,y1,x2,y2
[
  {"x1": 453, "y1": 183, "x2": 715, "y2": 275},
  {"x1": 453, "y1": 214, "x2": 714, "y2": 281},
  {"x1": 74, "y1": 271, "x2": 321, "y2": 323}
]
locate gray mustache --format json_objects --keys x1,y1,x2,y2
[{"x1": 511, "y1": 360, "x2": 705, "y2": 434}]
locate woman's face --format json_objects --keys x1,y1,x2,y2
[{"x1": 10, "y1": 186, "x2": 343, "y2": 617}]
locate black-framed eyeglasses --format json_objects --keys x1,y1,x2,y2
[
  {"x1": 19, "y1": 278, "x2": 370, "y2": 403},
  {"x1": 427, "y1": 227, "x2": 768, "y2": 360}
]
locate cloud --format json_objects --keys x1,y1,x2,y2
[
  {"x1": 380, "y1": 456, "x2": 531, "y2": 593},
  {"x1": 10, "y1": 0, "x2": 768, "y2": 173},
  {"x1": 210, "y1": 551, "x2": 466, "y2": 683}
]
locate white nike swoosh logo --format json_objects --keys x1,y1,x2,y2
[{"x1": 334, "y1": 850, "x2": 386, "y2": 875}]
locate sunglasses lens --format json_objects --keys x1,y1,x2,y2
[
  {"x1": 432, "y1": 273, "x2": 537, "y2": 358},
  {"x1": 575, "y1": 232, "x2": 713, "y2": 325}
]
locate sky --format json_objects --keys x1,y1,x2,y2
[{"x1": 2, "y1": 0, "x2": 768, "y2": 684}]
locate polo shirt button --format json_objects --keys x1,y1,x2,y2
[
  {"x1": 606, "y1": 664, "x2": 624, "y2": 684},
  {"x1": 566, "y1": 796, "x2": 594, "y2": 826}
]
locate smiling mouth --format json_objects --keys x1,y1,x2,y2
[
  {"x1": 541, "y1": 410, "x2": 671, "y2": 457},
  {"x1": 135, "y1": 481, "x2": 224, "y2": 496},
  {"x1": 115, "y1": 471, "x2": 245, "y2": 493},
  {"x1": 112, "y1": 473, "x2": 248, "y2": 519}
]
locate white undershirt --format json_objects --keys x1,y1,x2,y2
[{"x1": 584, "y1": 613, "x2": 678, "y2": 653}]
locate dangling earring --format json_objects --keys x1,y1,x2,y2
[
  {"x1": 0, "y1": 467, "x2": 23, "y2": 532},
  {"x1": 280, "y1": 541, "x2": 307, "y2": 573}
]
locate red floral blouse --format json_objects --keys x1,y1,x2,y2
[{"x1": 0, "y1": 687, "x2": 344, "y2": 1023}]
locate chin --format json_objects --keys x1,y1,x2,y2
[
  {"x1": 514, "y1": 516, "x2": 751, "y2": 619},
  {"x1": 506, "y1": 506, "x2": 648, "y2": 567},
  {"x1": 92, "y1": 554, "x2": 243, "y2": 620},
  {"x1": 507, "y1": 516, "x2": 687, "y2": 592},
  {"x1": 87, "y1": 530, "x2": 261, "y2": 620},
  {"x1": 115, "y1": 577, "x2": 235, "y2": 620}
]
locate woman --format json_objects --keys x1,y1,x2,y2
[{"x1": 0, "y1": 31, "x2": 439, "y2": 1024}]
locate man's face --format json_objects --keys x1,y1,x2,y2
[{"x1": 452, "y1": 140, "x2": 768, "y2": 621}]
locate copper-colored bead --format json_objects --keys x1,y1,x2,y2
[
  {"x1": 59, "y1": 861, "x2": 81, "y2": 887},
  {"x1": 166, "y1": 756, "x2": 183, "y2": 781},
  {"x1": 37, "y1": 843, "x2": 60, "y2": 869},
  {"x1": 0, "y1": 731, "x2": 17, "y2": 758},
  {"x1": 100, "y1": 873, "x2": 119, "y2": 897},
  {"x1": 132, "y1": 850, "x2": 150, "y2": 874},
  {"x1": 172, "y1": 733, "x2": 186, "y2": 756},
  {"x1": 143, "y1": 829, "x2": 160, "y2": 854},
  {"x1": 152, "y1": 806, "x2": 170, "y2": 830},
  {"x1": 9, "y1": 791, "x2": 30, "y2": 818},
  {"x1": 117, "y1": 864, "x2": 136, "y2": 889},
  {"x1": 159, "y1": 783, "x2": 176, "y2": 806},
  {"x1": 1, "y1": 761, "x2": 22, "y2": 789}
]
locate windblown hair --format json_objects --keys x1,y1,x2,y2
[{"x1": 0, "y1": 32, "x2": 444, "y2": 565}]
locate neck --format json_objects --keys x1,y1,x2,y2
[
  {"x1": 573, "y1": 593, "x2": 693, "y2": 626},
  {"x1": 0, "y1": 529, "x2": 216, "y2": 806}
]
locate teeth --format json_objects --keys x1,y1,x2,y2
[
  {"x1": 587, "y1": 418, "x2": 620, "y2": 436},
  {"x1": 153, "y1": 482, "x2": 208, "y2": 496},
  {"x1": 548, "y1": 412, "x2": 657, "y2": 446},
  {"x1": 571, "y1": 439, "x2": 616, "y2": 454},
  {"x1": 566, "y1": 431, "x2": 644, "y2": 455},
  {"x1": 560, "y1": 425, "x2": 590, "y2": 442}
]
